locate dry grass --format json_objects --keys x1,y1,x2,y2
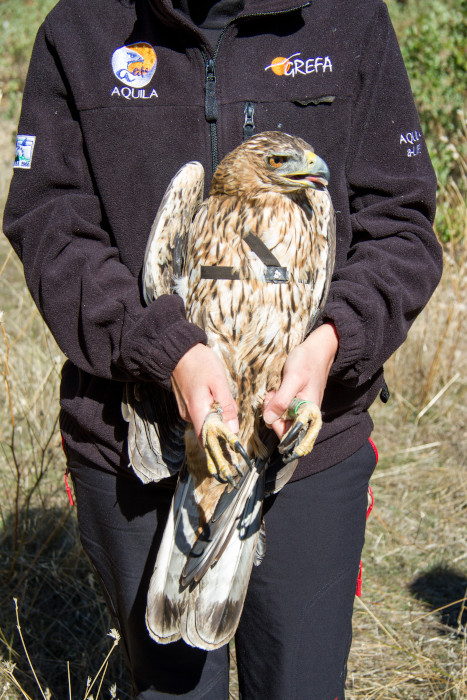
[
  {"x1": 345, "y1": 181, "x2": 467, "y2": 698},
  {"x1": 0, "y1": 123, "x2": 132, "y2": 698}
]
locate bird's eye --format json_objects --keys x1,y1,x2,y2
[{"x1": 268, "y1": 155, "x2": 286, "y2": 168}]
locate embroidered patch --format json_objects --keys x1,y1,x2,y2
[
  {"x1": 13, "y1": 135, "x2": 36, "y2": 169},
  {"x1": 400, "y1": 129, "x2": 423, "y2": 158},
  {"x1": 111, "y1": 43, "x2": 157, "y2": 88},
  {"x1": 265, "y1": 53, "x2": 333, "y2": 77}
]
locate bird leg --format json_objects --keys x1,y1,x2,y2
[
  {"x1": 278, "y1": 398, "x2": 322, "y2": 464},
  {"x1": 202, "y1": 404, "x2": 253, "y2": 487}
]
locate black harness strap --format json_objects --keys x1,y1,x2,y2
[
  {"x1": 244, "y1": 232, "x2": 289, "y2": 283},
  {"x1": 243, "y1": 232, "x2": 282, "y2": 267},
  {"x1": 200, "y1": 232, "x2": 290, "y2": 284},
  {"x1": 200, "y1": 266, "x2": 240, "y2": 280}
]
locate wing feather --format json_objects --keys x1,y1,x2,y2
[
  {"x1": 143, "y1": 162, "x2": 205, "y2": 303},
  {"x1": 123, "y1": 162, "x2": 204, "y2": 482},
  {"x1": 123, "y1": 383, "x2": 185, "y2": 482}
]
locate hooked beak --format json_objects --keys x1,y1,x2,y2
[{"x1": 285, "y1": 150, "x2": 330, "y2": 189}]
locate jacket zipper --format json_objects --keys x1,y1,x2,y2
[
  {"x1": 203, "y1": 57, "x2": 219, "y2": 176},
  {"x1": 243, "y1": 102, "x2": 255, "y2": 141},
  {"x1": 201, "y1": 2, "x2": 311, "y2": 174}
]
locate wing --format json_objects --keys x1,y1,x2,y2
[
  {"x1": 143, "y1": 161, "x2": 205, "y2": 302},
  {"x1": 123, "y1": 162, "x2": 204, "y2": 482},
  {"x1": 122, "y1": 383, "x2": 185, "y2": 483},
  {"x1": 303, "y1": 187, "x2": 336, "y2": 335}
]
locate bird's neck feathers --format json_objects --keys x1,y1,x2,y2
[{"x1": 210, "y1": 170, "x2": 268, "y2": 201}]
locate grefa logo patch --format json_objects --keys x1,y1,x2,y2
[
  {"x1": 111, "y1": 43, "x2": 158, "y2": 100},
  {"x1": 265, "y1": 52, "x2": 332, "y2": 77}
]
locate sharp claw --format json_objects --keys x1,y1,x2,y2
[
  {"x1": 278, "y1": 421, "x2": 304, "y2": 450},
  {"x1": 233, "y1": 441, "x2": 253, "y2": 470},
  {"x1": 202, "y1": 407, "x2": 253, "y2": 482}
]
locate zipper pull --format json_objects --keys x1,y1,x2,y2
[
  {"x1": 243, "y1": 101, "x2": 255, "y2": 141},
  {"x1": 205, "y1": 59, "x2": 218, "y2": 123}
]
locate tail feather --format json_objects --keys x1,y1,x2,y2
[
  {"x1": 182, "y1": 470, "x2": 264, "y2": 648},
  {"x1": 254, "y1": 519, "x2": 267, "y2": 567},
  {"x1": 145, "y1": 468, "x2": 194, "y2": 643},
  {"x1": 181, "y1": 466, "x2": 263, "y2": 585},
  {"x1": 145, "y1": 425, "x2": 298, "y2": 649},
  {"x1": 146, "y1": 465, "x2": 265, "y2": 649}
]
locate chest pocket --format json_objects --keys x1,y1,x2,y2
[
  {"x1": 242, "y1": 96, "x2": 337, "y2": 141},
  {"x1": 237, "y1": 94, "x2": 351, "y2": 177}
]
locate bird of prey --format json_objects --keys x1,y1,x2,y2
[{"x1": 122, "y1": 131, "x2": 335, "y2": 650}]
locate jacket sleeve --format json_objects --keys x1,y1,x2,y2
[
  {"x1": 322, "y1": 1, "x2": 443, "y2": 386},
  {"x1": 2, "y1": 21, "x2": 206, "y2": 390}
]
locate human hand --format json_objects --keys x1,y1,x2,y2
[
  {"x1": 171, "y1": 343, "x2": 239, "y2": 443},
  {"x1": 262, "y1": 323, "x2": 338, "y2": 440}
]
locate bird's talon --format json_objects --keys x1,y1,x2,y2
[
  {"x1": 282, "y1": 453, "x2": 298, "y2": 464},
  {"x1": 202, "y1": 409, "x2": 251, "y2": 483},
  {"x1": 233, "y1": 441, "x2": 253, "y2": 470},
  {"x1": 234, "y1": 463, "x2": 244, "y2": 478},
  {"x1": 279, "y1": 399, "x2": 322, "y2": 461}
]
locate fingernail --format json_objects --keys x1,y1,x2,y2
[{"x1": 226, "y1": 419, "x2": 239, "y2": 433}]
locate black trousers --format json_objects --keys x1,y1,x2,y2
[{"x1": 68, "y1": 439, "x2": 377, "y2": 700}]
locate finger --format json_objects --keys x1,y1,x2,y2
[
  {"x1": 263, "y1": 390, "x2": 276, "y2": 404},
  {"x1": 187, "y1": 388, "x2": 219, "y2": 443},
  {"x1": 263, "y1": 373, "x2": 300, "y2": 425},
  {"x1": 267, "y1": 416, "x2": 291, "y2": 440},
  {"x1": 262, "y1": 390, "x2": 276, "y2": 416},
  {"x1": 172, "y1": 375, "x2": 213, "y2": 434},
  {"x1": 211, "y1": 385, "x2": 239, "y2": 434}
]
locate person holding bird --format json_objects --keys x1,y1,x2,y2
[{"x1": 3, "y1": 0, "x2": 442, "y2": 698}]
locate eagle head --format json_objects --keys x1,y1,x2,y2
[{"x1": 210, "y1": 131, "x2": 330, "y2": 200}]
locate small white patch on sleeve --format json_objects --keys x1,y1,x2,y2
[{"x1": 14, "y1": 135, "x2": 36, "y2": 169}]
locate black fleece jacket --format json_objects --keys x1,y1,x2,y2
[{"x1": 3, "y1": 0, "x2": 442, "y2": 479}]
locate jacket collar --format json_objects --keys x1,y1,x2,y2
[{"x1": 146, "y1": 0, "x2": 311, "y2": 31}]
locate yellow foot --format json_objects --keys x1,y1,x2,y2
[
  {"x1": 278, "y1": 398, "x2": 322, "y2": 464},
  {"x1": 201, "y1": 404, "x2": 253, "y2": 487}
]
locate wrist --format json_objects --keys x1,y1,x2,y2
[
  {"x1": 323, "y1": 321, "x2": 339, "y2": 351},
  {"x1": 303, "y1": 322, "x2": 339, "y2": 362}
]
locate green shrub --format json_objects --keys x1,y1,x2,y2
[
  {"x1": 0, "y1": 0, "x2": 58, "y2": 118},
  {"x1": 388, "y1": 0, "x2": 466, "y2": 241}
]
